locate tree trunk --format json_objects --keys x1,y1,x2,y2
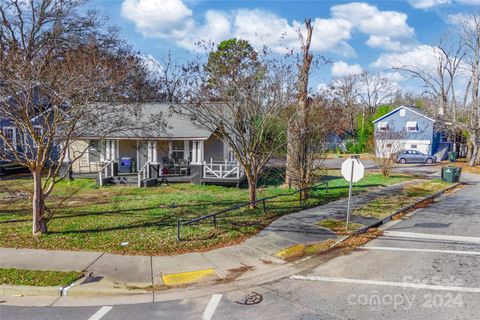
[
  {"x1": 247, "y1": 176, "x2": 257, "y2": 209},
  {"x1": 470, "y1": 137, "x2": 479, "y2": 166},
  {"x1": 32, "y1": 169, "x2": 48, "y2": 235}
]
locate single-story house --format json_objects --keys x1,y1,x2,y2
[
  {"x1": 67, "y1": 103, "x2": 243, "y2": 186},
  {"x1": 373, "y1": 105, "x2": 451, "y2": 160}
]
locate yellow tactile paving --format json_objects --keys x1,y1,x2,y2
[
  {"x1": 161, "y1": 268, "x2": 217, "y2": 286},
  {"x1": 274, "y1": 244, "x2": 306, "y2": 259}
]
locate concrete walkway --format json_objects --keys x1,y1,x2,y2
[{"x1": 0, "y1": 179, "x2": 424, "y2": 295}]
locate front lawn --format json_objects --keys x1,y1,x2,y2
[
  {"x1": 0, "y1": 172, "x2": 410, "y2": 255},
  {"x1": 0, "y1": 268, "x2": 83, "y2": 287}
]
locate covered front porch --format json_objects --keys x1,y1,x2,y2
[{"x1": 70, "y1": 136, "x2": 245, "y2": 187}]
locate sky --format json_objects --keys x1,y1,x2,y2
[{"x1": 87, "y1": 0, "x2": 480, "y2": 91}]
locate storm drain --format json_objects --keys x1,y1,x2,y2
[{"x1": 236, "y1": 292, "x2": 263, "y2": 305}]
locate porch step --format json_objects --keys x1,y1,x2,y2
[{"x1": 111, "y1": 176, "x2": 138, "y2": 185}]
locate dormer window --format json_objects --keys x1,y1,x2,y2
[
  {"x1": 378, "y1": 122, "x2": 389, "y2": 132},
  {"x1": 406, "y1": 121, "x2": 418, "y2": 132}
]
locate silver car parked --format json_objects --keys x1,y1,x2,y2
[{"x1": 396, "y1": 150, "x2": 437, "y2": 164}]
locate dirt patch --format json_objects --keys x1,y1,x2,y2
[{"x1": 218, "y1": 265, "x2": 255, "y2": 284}]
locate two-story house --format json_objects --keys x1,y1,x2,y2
[{"x1": 373, "y1": 106, "x2": 450, "y2": 160}]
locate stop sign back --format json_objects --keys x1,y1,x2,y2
[{"x1": 341, "y1": 158, "x2": 365, "y2": 183}]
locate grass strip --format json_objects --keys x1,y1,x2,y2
[{"x1": 0, "y1": 268, "x2": 83, "y2": 287}]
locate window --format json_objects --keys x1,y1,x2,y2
[
  {"x1": 33, "y1": 126, "x2": 43, "y2": 137},
  {"x1": 378, "y1": 122, "x2": 389, "y2": 132},
  {"x1": 400, "y1": 109, "x2": 406, "y2": 117},
  {"x1": 3, "y1": 127, "x2": 16, "y2": 151},
  {"x1": 171, "y1": 141, "x2": 185, "y2": 161},
  {"x1": 406, "y1": 121, "x2": 418, "y2": 132},
  {"x1": 411, "y1": 144, "x2": 417, "y2": 149}
]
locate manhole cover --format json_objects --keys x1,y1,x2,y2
[{"x1": 236, "y1": 292, "x2": 263, "y2": 305}]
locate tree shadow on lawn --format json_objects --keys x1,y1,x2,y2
[
  {"x1": 47, "y1": 215, "x2": 176, "y2": 235},
  {"x1": 0, "y1": 198, "x2": 247, "y2": 224}
]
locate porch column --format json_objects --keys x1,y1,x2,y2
[
  {"x1": 136, "y1": 140, "x2": 140, "y2": 171},
  {"x1": 198, "y1": 141, "x2": 204, "y2": 163},
  {"x1": 116, "y1": 140, "x2": 120, "y2": 161},
  {"x1": 147, "y1": 141, "x2": 153, "y2": 162},
  {"x1": 184, "y1": 140, "x2": 189, "y2": 161},
  {"x1": 191, "y1": 141, "x2": 197, "y2": 163},
  {"x1": 152, "y1": 141, "x2": 158, "y2": 163}
]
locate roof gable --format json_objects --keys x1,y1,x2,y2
[{"x1": 372, "y1": 106, "x2": 435, "y2": 124}]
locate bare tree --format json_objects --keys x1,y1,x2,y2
[
  {"x1": 0, "y1": 0, "x2": 147, "y2": 234},
  {"x1": 285, "y1": 19, "x2": 316, "y2": 192},
  {"x1": 327, "y1": 75, "x2": 360, "y2": 139},
  {"x1": 357, "y1": 72, "x2": 398, "y2": 129},
  {"x1": 180, "y1": 39, "x2": 295, "y2": 206},
  {"x1": 374, "y1": 130, "x2": 406, "y2": 177},
  {"x1": 461, "y1": 15, "x2": 480, "y2": 165},
  {"x1": 144, "y1": 51, "x2": 192, "y2": 103}
]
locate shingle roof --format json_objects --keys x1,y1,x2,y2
[
  {"x1": 372, "y1": 105, "x2": 435, "y2": 123},
  {"x1": 77, "y1": 103, "x2": 213, "y2": 140}
]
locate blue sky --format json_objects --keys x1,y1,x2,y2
[{"x1": 88, "y1": 0, "x2": 479, "y2": 89}]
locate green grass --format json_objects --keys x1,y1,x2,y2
[
  {"x1": 0, "y1": 171, "x2": 410, "y2": 255},
  {"x1": 318, "y1": 219, "x2": 365, "y2": 234},
  {"x1": 0, "y1": 268, "x2": 83, "y2": 287},
  {"x1": 353, "y1": 179, "x2": 451, "y2": 220}
]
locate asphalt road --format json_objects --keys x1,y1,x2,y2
[{"x1": 1, "y1": 173, "x2": 479, "y2": 320}]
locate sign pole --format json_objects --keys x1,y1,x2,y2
[{"x1": 346, "y1": 158, "x2": 355, "y2": 230}]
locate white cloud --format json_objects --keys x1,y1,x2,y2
[
  {"x1": 310, "y1": 18, "x2": 355, "y2": 56},
  {"x1": 121, "y1": 0, "x2": 416, "y2": 54},
  {"x1": 121, "y1": 0, "x2": 193, "y2": 39},
  {"x1": 176, "y1": 10, "x2": 232, "y2": 51},
  {"x1": 331, "y1": 61, "x2": 363, "y2": 77},
  {"x1": 331, "y1": 2, "x2": 415, "y2": 51},
  {"x1": 372, "y1": 45, "x2": 439, "y2": 70},
  {"x1": 408, "y1": 0, "x2": 451, "y2": 9},
  {"x1": 233, "y1": 9, "x2": 299, "y2": 54}
]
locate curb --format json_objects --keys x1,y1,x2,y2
[{"x1": 1, "y1": 284, "x2": 62, "y2": 297}]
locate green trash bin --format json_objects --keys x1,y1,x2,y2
[
  {"x1": 442, "y1": 166, "x2": 461, "y2": 183},
  {"x1": 448, "y1": 151, "x2": 458, "y2": 162}
]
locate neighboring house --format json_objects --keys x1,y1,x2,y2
[
  {"x1": 373, "y1": 106, "x2": 451, "y2": 160},
  {"x1": 68, "y1": 103, "x2": 243, "y2": 187},
  {"x1": 323, "y1": 133, "x2": 346, "y2": 153},
  {"x1": 0, "y1": 118, "x2": 45, "y2": 158}
]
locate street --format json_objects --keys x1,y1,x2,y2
[{"x1": 1, "y1": 173, "x2": 479, "y2": 319}]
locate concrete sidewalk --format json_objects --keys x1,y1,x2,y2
[{"x1": 0, "y1": 179, "x2": 422, "y2": 296}]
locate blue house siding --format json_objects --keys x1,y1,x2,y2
[
  {"x1": 0, "y1": 115, "x2": 55, "y2": 162},
  {"x1": 373, "y1": 106, "x2": 437, "y2": 156}
]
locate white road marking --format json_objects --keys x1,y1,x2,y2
[
  {"x1": 383, "y1": 231, "x2": 480, "y2": 244},
  {"x1": 202, "y1": 294, "x2": 223, "y2": 320},
  {"x1": 289, "y1": 276, "x2": 480, "y2": 293},
  {"x1": 361, "y1": 246, "x2": 480, "y2": 256},
  {"x1": 88, "y1": 306, "x2": 113, "y2": 320}
]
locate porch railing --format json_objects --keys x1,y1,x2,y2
[
  {"x1": 137, "y1": 161, "x2": 151, "y2": 187},
  {"x1": 137, "y1": 161, "x2": 161, "y2": 187},
  {"x1": 98, "y1": 160, "x2": 116, "y2": 187},
  {"x1": 203, "y1": 161, "x2": 242, "y2": 179}
]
